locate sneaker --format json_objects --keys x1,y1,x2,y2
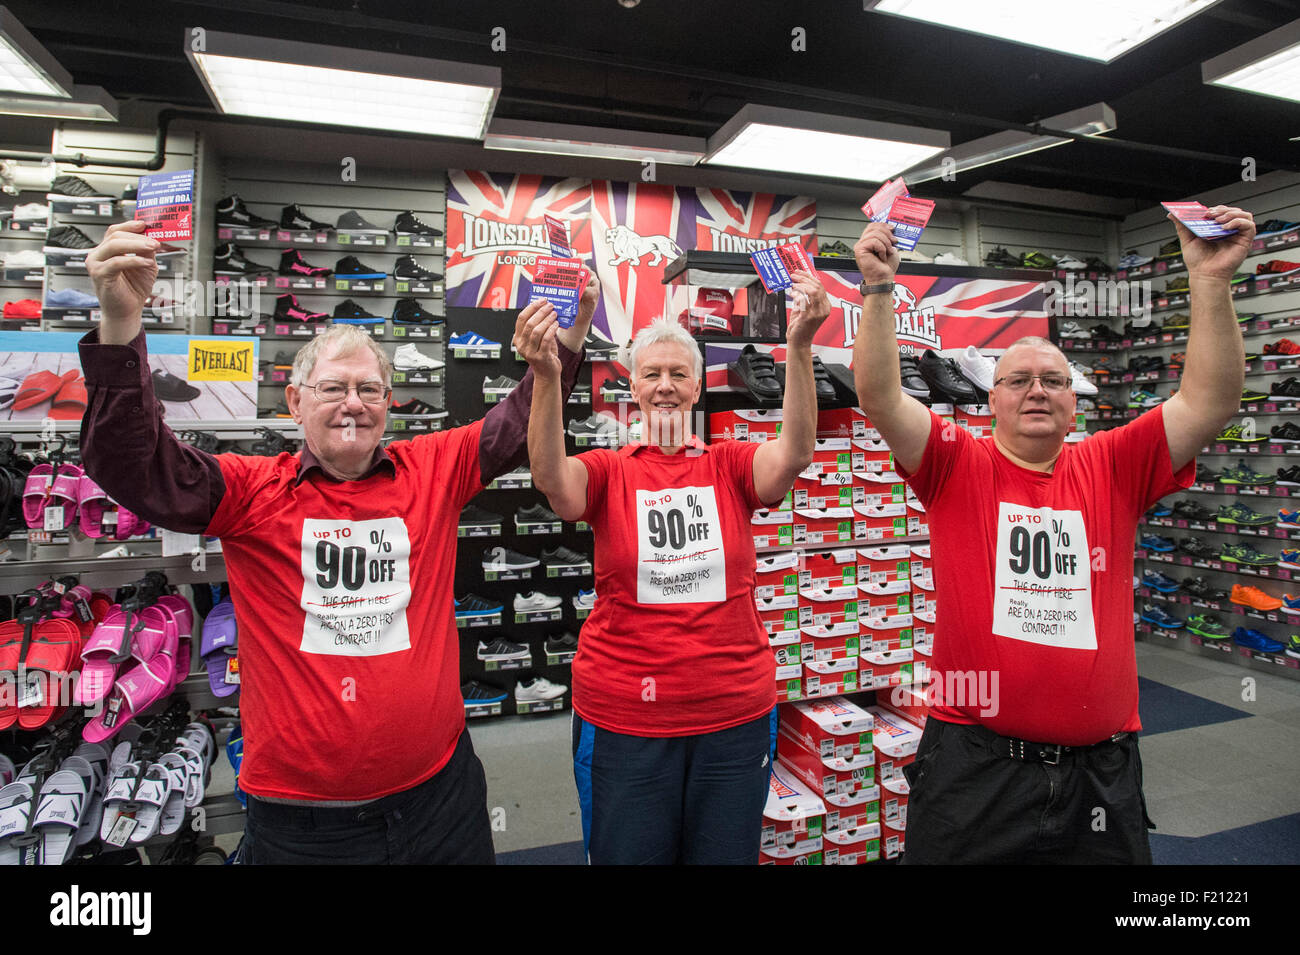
[
  {"x1": 1169, "y1": 352, "x2": 1186, "y2": 367},
  {"x1": 1020, "y1": 250, "x2": 1056, "y2": 270},
  {"x1": 1117, "y1": 250, "x2": 1153, "y2": 269},
  {"x1": 541, "y1": 545, "x2": 588, "y2": 566},
  {"x1": 1220, "y1": 460, "x2": 1275, "y2": 485},
  {"x1": 335, "y1": 255, "x2": 387, "y2": 280},
  {"x1": 515, "y1": 676, "x2": 567, "y2": 702},
  {"x1": 393, "y1": 255, "x2": 444, "y2": 282},
  {"x1": 3, "y1": 249, "x2": 45, "y2": 270},
  {"x1": 1053, "y1": 253, "x2": 1087, "y2": 270},
  {"x1": 517, "y1": 503, "x2": 560, "y2": 524},
  {"x1": 1164, "y1": 312, "x2": 1191, "y2": 330},
  {"x1": 1173, "y1": 499, "x2": 1214, "y2": 521},
  {"x1": 544, "y1": 632, "x2": 579, "y2": 654},
  {"x1": 1278, "y1": 508, "x2": 1300, "y2": 526},
  {"x1": 1257, "y1": 260, "x2": 1300, "y2": 277},
  {"x1": 214, "y1": 194, "x2": 277, "y2": 230},
  {"x1": 389, "y1": 398, "x2": 445, "y2": 418},
  {"x1": 460, "y1": 505, "x2": 502, "y2": 527},
  {"x1": 584, "y1": 331, "x2": 620, "y2": 357},
  {"x1": 919, "y1": 349, "x2": 980, "y2": 404},
  {"x1": 483, "y1": 374, "x2": 520, "y2": 395},
  {"x1": 1077, "y1": 396, "x2": 1097, "y2": 412},
  {"x1": 819, "y1": 240, "x2": 854, "y2": 257},
  {"x1": 448, "y1": 331, "x2": 500, "y2": 347},
  {"x1": 1165, "y1": 275, "x2": 1190, "y2": 294},
  {"x1": 1140, "y1": 604, "x2": 1184, "y2": 629},
  {"x1": 47, "y1": 174, "x2": 113, "y2": 201},
  {"x1": 1069, "y1": 362, "x2": 1098, "y2": 396},
  {"x1": 1279, "y1": 465, "x2": 1300, "y2": 486},
  {"x1": 1058, "y1": 321, "x2": 1090, "y2": 339},
  {"x1": 1180, "y1": 576, "x2": 1229, "y2": 601},
  {"x1": 1185, "y1": 614, "x2": 1230, "y2": 639},
  {"x1": 44, "y1": 288, "x2": 99, "y2": 308},
  {"x1": 934, "y1": 251, "x2": 969, "y2": 266},
  {"x1": 215, "y1": 243, "x2": 274, "y2": 276},
  {"x1": 1128, "y1": 389, "x2": 1163, "y2": 409},
  {"x1": 454, "y1": 593, "x2": 503, "y2": 618},
  {"x1": 335, "y1": 210, "x2": 387, "y2": 233},
  {"x1": 393, "y1": 343, "x2": 444, "y2": 371},
  {"x1": 393, "y1": 210, "x2": 443, "y2": 237},
  {"x1": 983, "y1": 246, "x2": 1018, "y2": 268},
  {"x1": 393, "y1": 298, "x2": 443, "y2": 325},
  {"x1": 280, "y1": 249, "x2": 332, "y2": 277},
  {"x1": 1217, "y1": 502, "x2": 1274, "y2": 526},
  {"x1": 955, "y1": 346, "x2": 995, "y2": 392},
  {"x1": 1279, "y1": 549, "x2": 1300, "y2": 570},
  {"x1": 1139, "y1": 534, "x2": 1175, "y2": 552},
  {"x1": 1156, "y1": 238, "x2": 1182, "y2": 259},
  {"x1": 0, "y1": 299, "x2": 38, "y2": 320},
  {"x1": 462, "y1": 680, "x2": 508, "y2": 705},
  {"x1": 1090, "y1": 325, "x2": 1123, "y2": 343},
  {"x1": 568, "y1": 414, "x2": 619, "y2": 438},
  {"x1": 898, "y1": 356, "x2": 930, "y2": 399},
  {"x1": 573, "y1": 589, "x2": 597, "y2": 610},
  {"x1": 1141, "y1": 570, "x2": 1181, "y2": 593},
  {"x1": 1216, "y1": 423, "x2": 1265, "y2": 443},
  {"x1": 1241, "y1": 386, "x2": 1271, "y2": 402},
  {"x1": 600, "y1": 375, "x2": 633, "y2": 400},
  {"x1": 1178, "y1": 537, "x2": 1217, "y2": 559},
  {"x1": 1287, "y1": 633, "x2": 1300, "y2": 658},
  {"x1": 279, "y1": 203, "x2": 332, "y2": 231},
  {"x1": 1231, "y1": 584, "x2": 1283, "y2": 611},
  {"x1": 1272, "y1": 422, "x2": 1300, "y2": 444},
  {"x1": 1263, "y1": 338, "x2": 1300, "y2": 356},
  {"x1": 273, "y1": 293, "x2": 328, "y2": 323},
  {"x1": 42, "y1": 225, "x2": 97, "y2": 253},
  {"x1": 6, "y1": 202, "x2": 49, "y2": 222},
  {"x1": 514, "y1": 591, "x2": 562, "y2": 612},
  {"x1": 1220, "y1": 542, "x2": 1277, "y2": 566},
  {"x1": 476, "y1": 636, "x2": 531, "y2": 662},
  {"x1": 1232, "y1": 627, "x2": 1285, "y2": 653},
  {"x1": 1148, "y1": 502, "x2": 1173, "y2": 517},
  {"x1": 1195, "y1": 463, "x2": 1219, "y2": 485},
  {"x1": 1257, "y1": 219, "x2": 1300, "y2": 237}
]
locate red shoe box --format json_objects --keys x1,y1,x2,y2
[
  {"x1": 880, "y1": 773, "x2": 910, "y2": 830},
  {"x1": 859, "y1": 647, "x2": 915, "y2": 690},
  {"x1": 751, "y1": 508, "x2": 793, "y2": 549},
  {"x1": 816, "y1": 407, "x2": 876, "y2": 441},
  {"x1": 881, "y1": 814, "x2": 906, "y2": 860},
  {"x1": 777, "y1": 724, "x2": 875, "y2": 796},
  {"x1": 910, "y1": 543, "x2": 935, "y2": 593},
  {"x1": 823, "y1": 822, "x2": 882, "y2": 865},
  {"x1": 710, "y1": 408, "x2": 783, "y2": 443},
  {"x1": 912, "y1": 638, "x2": 933, "y2": 686},
  {"x1": 858, "y1": 544, "x2": 912, "y2": 590},
  {"x1": 954, "y1": 404, "x2": 993, "y2": 438},
  {"x1": 853, "y1": 501, "x2": 910, "y2": 543},
  {"x1": 756, "y1": 593, "x2": 800, "y2": 636},
  {"x1": 771, "y1": 628, "x2": 802, "y2": 667},
  {"x1": 799, "y1": 622, "x2": 860, "y2": 662},
  {"x1": 755, "y1": 551, "x2": 801, "y2": 601},
  {"x1": 759, "y1": 842, "x2": 823, "y2": 865},
  {"x1": 780, "y1": 696, "x2": 873, "y2": 760},
  {"x1": 859, "y1": 581, "x2": 912, "y2": 619},
  {"x1": 799, "y1": 548, "x2": 857, "y2": 591},
  {"x1": 798, "y1": 584, "x2": 859, "y2": 628},
  {"x1": 878, "y1": 682, "x2": 930, "y2": 729},
  {"x1": 823, "y1": 785, "x2": 880, "y2": 833},
  {"x1": 776, "y1": 675, "x2": 803, "y2": 703},
  {"x1": 792, "y1": 507, "x2": 856, "y2": 546},
  {"x1": 761, "y1": 759, "x2": 826, "y2": 856},
  {"x1": 860, "y1": 610, "x2": 915, "y2": 645},
  {"x1": 803, "y1": 657, "x2": 860, "y2": 697},
  {"x1": 793, "y1": 475, "x2": 864, "y2": 512},
  {"x1": 867, "y1": 705, "x2": 924, "y2": 784}
]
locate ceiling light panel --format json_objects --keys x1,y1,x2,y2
[
  {"x1": 0, "y1": 6, "x2": 73, "y2": 96},
  {"x1": 1203, "y1": 19, "x2": 1300, "y2": 105}
]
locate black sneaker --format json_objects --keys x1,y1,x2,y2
[
  {"x1": 393, "y1": 210, "x2": 444, "y2": 237},
  {"x1": 1172, "y1": 499, "x2": 1214, "y2": 522},
  {"x1": 390, "y1": 398, "x2": 445, "y2": 418},
  {"x1": 1271, "y1": 377, "x2": 1300, "y2": 398},
  {"x1": 279, "y1": 249, "x2": 332, "y2": 277},
  {"x1": 274, "y1": 293, "x2": 328, "y2": 323},
  {"x1": 335, "y1": 255, "x2": 387, "y2": 280},
  {"x1": 462, "y1": 680, "x2": 507, "y2": 705},
  {"x1": 1178, "y1": 537, "x2": 1217, "y2": 559},
  {"x1": 42, "y1": 225, "x2": 97, "y2": 252},
  {"x1": 332, "y1": 299, "x2": 383, "y2": 323},
  {"x1": 476, "y1": 636, "x2": 530, "y2": 662},
  {"x1": 279, "y1": 203, "x2": 331, "y2": 231},
  {"x1": 482, "y1": 546, "x2": 539, "y2": 571},
  {"x1": 568, "y1": 414, "x2": 619, "y2": 438},
  {"x1": 49, "y1": 175, "x2": 113, "y2": 200},
  {"x1": 215, "y1": 243, "x2": 274, "y2": 276},
  {"x1": 152, "y1": 369, "x2": 200, "y2": 402},
  {"x1": 544, "y1": 631, "x2": 579, "y2": 654},
  {"x1": 1271, "y1": 422, "x2": 1300, "y2": 444},
  {"x1": 214, "y1": 194, "x2": 277, "y2": 230},
  {"x1": 811, "y1": 356, "x2": 837, "y2": 403},
  {"x1": 541, "y1": 546, "x2": 588, "y2": 565},
  {"x1": 1180, "y1": 576, "x2": 1229, "y2": 601},
  {"x1": 460, "y1": 505, "x2": 502, "y2": 527},
  {"x1": 919, "y1": 349, "x2": 979, "y2": 404},
  {"x1": 1277, "y1": 465, "x2": 1300, "y2": 487},
  {"x1": 517, "y1": 503, "x2": 560, "y2": 524},
  {"x1": 983, "y1": 246, "x2": 1018, "y2": 268},
  {"x1": 584, "y1": 331, "x2": 620, "y2": 357},
  {"x1": 393, "y1": 255, "x2": 444, "y2": 281},
  {"x1": 392, "y1": 298, "x2": 443, "y2": 325},
  {"x1": 336, "y1": 210, "x2": 387, "y2": 233},
  {"x1": 899, "y1": 356, "x2": 930, "y2": 400},
  {"x1": 1195, "y1": 462, "x2": 1219, "y2": 485},
  {"x1": 455, "y1": 593, "x2": 503, "y2": 618},
  {"x1": 734, "y1": 345, "x2": 781, "y2": 401},
  {"x1": 600, "y1": 374, "x2": 633, "y2": 399}
]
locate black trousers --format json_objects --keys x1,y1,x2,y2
[
  {"x1": 901, "y1": 718, "x2": 1154, "y2": 865},
  {"x1": 239, "y1": 729, "x2": 496, "y2": 865}
]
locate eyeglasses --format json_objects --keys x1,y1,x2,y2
[
  {"x1": 303, "y1": 380, "x2": 391, "y2": 404},
  {"x1": 993, "y1": 373, "x2": 1072, "y2": 392}
]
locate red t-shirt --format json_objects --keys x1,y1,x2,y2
[
  {"x1": 573, "y1": 437, "x2": 777, "y2": 736},
  {"x1": 897, "y1": 407, "x2": 1193, "y2": 745},
  {"x1": 204, "y1": 423, "x2": 485, "y2": 801}
]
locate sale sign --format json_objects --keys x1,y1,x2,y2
[
  {"x1": 528, "y1": 256, "x2": 589, "y2": 326},
  {"x1": 1161, "y1": 201, "x2": 1237, "y2": 239},
  {"x1": 135, "y1": 170, "x2": 194, "y2": 242},
  {"x1": 750, "y1": 241, "x2": 814, "y2": 293}
]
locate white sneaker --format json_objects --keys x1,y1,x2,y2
[
  {"x1": 1058, "y1": 321, "x2": 1089, "y2": 339},
  {"x1": 515, "y1": 676, "x2": 567, "y2": 702},
  {"x1": 572, "y1": 589, "x2": 596, "y2": 611},
  {"x1": 393, "y1": 343, "x2": 444, "y2": 371},
  {"x1": 4, "y1": 249, "x2": 46, "y2": 270},
  {"x1": 514, "y1": 591, "x2": 562, "y2": 612},
  {"x1": 7, "y1": 203, "x2": 49, "y2": 222},
  {"x1": 1053, "y1": 253, "x2": 1087, "y2": 270},
  {"x1": 1069, "y1": 362, "x2": 1098, "y2": 396},
  {"x1": 956, "y1": 345, "x2": 995, "y2": 392},
  {"x1": 933, "y1": 251, "x2": 968, "y2": 266},
  {"x1": 897, "y1": 249, "x2": 933, "y2": 263}
]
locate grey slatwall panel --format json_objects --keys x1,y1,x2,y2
[{"x1": 976, "y1": 206, "x2": 1113, "y2": 265}]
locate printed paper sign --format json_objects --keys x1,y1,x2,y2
[
  {"x1": 1161, "y1": 201, "x2": 1236, "y2": 239},
  {"x1": 886, "y1": 196, "x2": 936, "y2": 252},
  {"x1": 991, "y1": 503, "x2": 1096, "y2": 650},
  {"x1": 187, "y1": 339, "x2": 254, "y2": 381},
  {"x1": 135, "y1": 170, "x2": 194, "y2": 241},
  {"x1": 749, "y1": 241, "x2": 814, "y2": 293},
  {"x1": 298, "y1": 517, "x2": 412, "y2": 656},
  {"x1": 636, "y1": 485, "x2": 726, "y2": 604},
  {"x1": 544, "y1": 214, "x2": 572, "y2": 256},
  {"x1": 528, "y1": 256, "x2": 589, "y2": 327},
  {"x1": 862, "y1": 178, "x2": 909, "y2": 221}
]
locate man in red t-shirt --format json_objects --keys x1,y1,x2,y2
[{"x1": 851, "y1": 206, "x2": 1254, "y2": 863}]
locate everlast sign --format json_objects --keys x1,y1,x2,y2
[{"x1": 190, "y1": 346, "x2": 250, "y2": 376}]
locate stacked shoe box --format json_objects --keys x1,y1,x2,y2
[
  {"x1": 910, "y1": 543, "x2": 937, "y2": 647},
  {"x1": 866, "y1": 705, "x2": 925, "y2": 860},
  {"x1": 757, "y1": 551, "x2": 804, "y2": 701},
  {"x1": 759, "y1": 759, "x2": 826, "y2": 865},
  {"x1": 777, "y1": 697, "x2": 881, "y2": 847},
  {"x1": 951, "y1": 405, "x2": 994, "y2": 439},
  {"x1": 799, "y1": 547, "x2": 861, "y2": 696}
]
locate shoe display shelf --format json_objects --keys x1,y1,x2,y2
[
  {"x1": 1142, "y1": 516, "x2": 1300, "y2": 542},
  {"x1": 1, "y1": 191, "x2": 53, "y2": 331}
]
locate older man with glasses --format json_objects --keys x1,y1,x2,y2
[
  {"x1": 849, "y1": 206, "x2": 1254, "y2": 864},
  {"x1": 76, "y1": 220, "x2": 595, "y2": 864}
]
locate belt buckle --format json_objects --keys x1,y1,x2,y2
[{"x1": 1039, "y1": 744, "x2": 1062, "y2": 765}]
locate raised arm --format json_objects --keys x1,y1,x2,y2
[
  {"x1": 851, "y1": 222, "x2": 932, "y2": 475},
  {"x1": 753, "y1": 270, "x2": 831, "y2": 504},
  {"x1": 518, "y1": 295, "x2": 591, "y2": 522},
  {"x1": 1160, "y1": 205, "x2": 1253, "y2": 472}
]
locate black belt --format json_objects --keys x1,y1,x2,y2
[{"x1": 984, "y1": 729, "x2": 1132, "y2": 766}]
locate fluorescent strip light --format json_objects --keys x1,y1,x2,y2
[
  {"x1": 0, "y1": 6, "x2": 73, "y2": 96},
  {"x1": 865, "y1": 0, "x2": 1220, "y2": 63},
  {"x1": 0, "y1": 84, "x2": 118, "y2": 121},
  {"x1": 1203, "y1": 18, "x2": 1300, "y2": 105},
  {"x1": 485, "y1": 120, "x2": 705, "y2": 165},
  {"x1": 185, "y1": 30, "x2": 499, "y2": 138},
  {"x1": 902, "y1": 103, "x2": 1116, "y2": 184},
  {"x1": 704, "y1": 105, "x2": 948, "y2": 183}
]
